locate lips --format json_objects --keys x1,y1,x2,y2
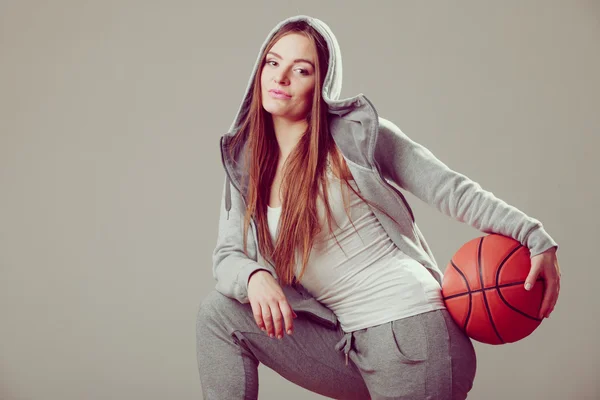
[{"x1": 269, "y1": 89, "x2": 291, "y2": 98}]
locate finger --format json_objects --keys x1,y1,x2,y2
[
  {"x1": 542, "y1": 268, "x2": 561, "y2": 318},
  {"x1": 251, "y1": 301, "x2": 266, "y2": 332},
  {"x1": 524, "y1": 263, "x2": 541, "y2": 291},
  {"x1": 262, "y1": 304, "x2": 275, "y2": 338},
  {"x1": 278, "y1": 300, "x2": 296, "y2": 336},
  {"x1": 539, "y1": 280, "x2": 558, "y2": 319},
  {"x1": 545, "y1": 279, "x2": 561, "y2": 318},
  {"x1": 269, "y1": 302, "x2": 284, "y2": 339}
]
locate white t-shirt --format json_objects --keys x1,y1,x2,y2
[{"x1": 267, "y1": 164, "x2": 446, "y2": 333}]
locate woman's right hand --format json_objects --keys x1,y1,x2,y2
[{"x1": 247, "y1": 270, "x2": 298, "y2": 339}]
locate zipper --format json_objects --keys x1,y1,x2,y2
[
  {"x1": 359, "y1": 95, "x2": 416, "y2": 224},
  {"x1": 219, "y1": 136, "x2": 277, "y2": 270},
  {"x1": 387, "y1": 183, "x2": 415, "y2": 223}
]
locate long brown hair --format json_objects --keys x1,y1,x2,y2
[{"x1": 227, "y1": 21, "x2": 400, "y2": 286}]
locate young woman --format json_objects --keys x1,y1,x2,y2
[{"x1": 196, "y1": 15, "x2": 561, "y2": 400}]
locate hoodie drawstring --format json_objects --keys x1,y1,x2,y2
[
  {"x1": 334, "y1": 331, "x2": 354, "y2": 367},
  {"x1": 225, "y1": 175, "x2": 231, "y2": 220}
]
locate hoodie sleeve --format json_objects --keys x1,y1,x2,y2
[
  {"x1": 212, "y1": 176, "x2": 278, "y2": 304},
  {"x1": 375, "y1": 117, "x2": 558, "y2": 258}
]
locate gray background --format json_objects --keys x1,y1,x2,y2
[{"x1": 1, "y1": 1, "x2": 598, "y2": 399}]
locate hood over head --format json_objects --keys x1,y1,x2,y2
[{"x1": 226, "y1": 14, "x2": 352, "y2": 136}]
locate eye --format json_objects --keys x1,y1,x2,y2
[{"x1": 264, "y1": 60, "x2": 310, "y2": 75}]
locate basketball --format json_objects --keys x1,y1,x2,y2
[{"x1": 441, "y1": 234, "x2": 545, "y2": 345}]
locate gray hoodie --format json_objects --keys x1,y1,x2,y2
[{"x1": 212, "y1": 15, "x2": 558, "y2": 325}]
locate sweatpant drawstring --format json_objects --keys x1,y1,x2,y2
[{"x1": 334, "y1": 332, "x2": 354, "y2": 367}]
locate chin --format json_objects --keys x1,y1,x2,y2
[{"x1": 262, "y1": 101, "x2": 285, "y2": 116}]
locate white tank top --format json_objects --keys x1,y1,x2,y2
[{"x1": 267, "y1": 164, "x2": 446, "y2": 333}]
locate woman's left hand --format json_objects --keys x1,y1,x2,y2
[{"x1": 525, "y1": 246, "x2": 561, "y2": 319}]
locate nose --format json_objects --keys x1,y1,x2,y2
[{"x1": 273, "y1": 73, "x2": 289, "y2": 85}]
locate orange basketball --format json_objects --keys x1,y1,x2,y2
[{"x1": 441, "y1": 234, "x2": 545, "y2": 345}]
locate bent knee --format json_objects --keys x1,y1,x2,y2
[{"x1": 197, "y1": 289, "x2": 246, "y2": 327}]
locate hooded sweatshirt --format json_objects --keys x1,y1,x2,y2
[{"x1": 212, "y1": 15, "x2": 559, "y2": 320}]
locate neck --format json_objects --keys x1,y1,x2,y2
[{"x1": 271, "y1": 115, "x2": 308, "y2": 158}]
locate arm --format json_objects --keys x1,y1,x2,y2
[
  {"x1": 374, "y1": 117, "x2": 558, "y2": 257},
  {"x1": 212, "y1": 176, "x2": 278, "y2": 303}
]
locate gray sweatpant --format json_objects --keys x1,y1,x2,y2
[{"x1": 196, "y1": 282, "x2": 477, "y2": 399}]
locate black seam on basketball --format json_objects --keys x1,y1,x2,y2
[
  {"x1": 450, "y1": 260, "x2": 472, "y2": 332},
  {"x1": 479, "y1": 236, "x2": 504, "y2": 344},
  {"x1": 495, "y1": 244, "x2": 544, "y2": 322},
  {"x1": 442, "y1": 277, "x2": 545, "y2": 299},
  {"x1": 497, "y1": 291, "x2": 544, "y2": 322},
  {"x1": 495, "y1": 244, "x2": 523, "y2": 285}
]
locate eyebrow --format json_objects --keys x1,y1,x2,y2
[{"x1": 267, "y1": 52, "x2": 315, "y2": 68}]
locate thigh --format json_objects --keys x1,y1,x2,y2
[
  {"x1": 440, "y1": 309, "x2": 477, "y2": 399},
  {"x1": 349, "y1": 309, "x2": 476, "y2": 400},
  {"x1": 197, "y1": 289, "x2": 371, "y2": 400}
]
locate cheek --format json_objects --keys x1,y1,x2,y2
[
  {"x1": 300, "y1": 84, "x2": 315, "y2": 104},
  {"x1": 260, "y1": 70, "x2": 269, "y2": 91}
]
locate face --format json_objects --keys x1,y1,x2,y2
[{"x1": 260, "y1": 33, "x2": 317, "y2": 122}]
